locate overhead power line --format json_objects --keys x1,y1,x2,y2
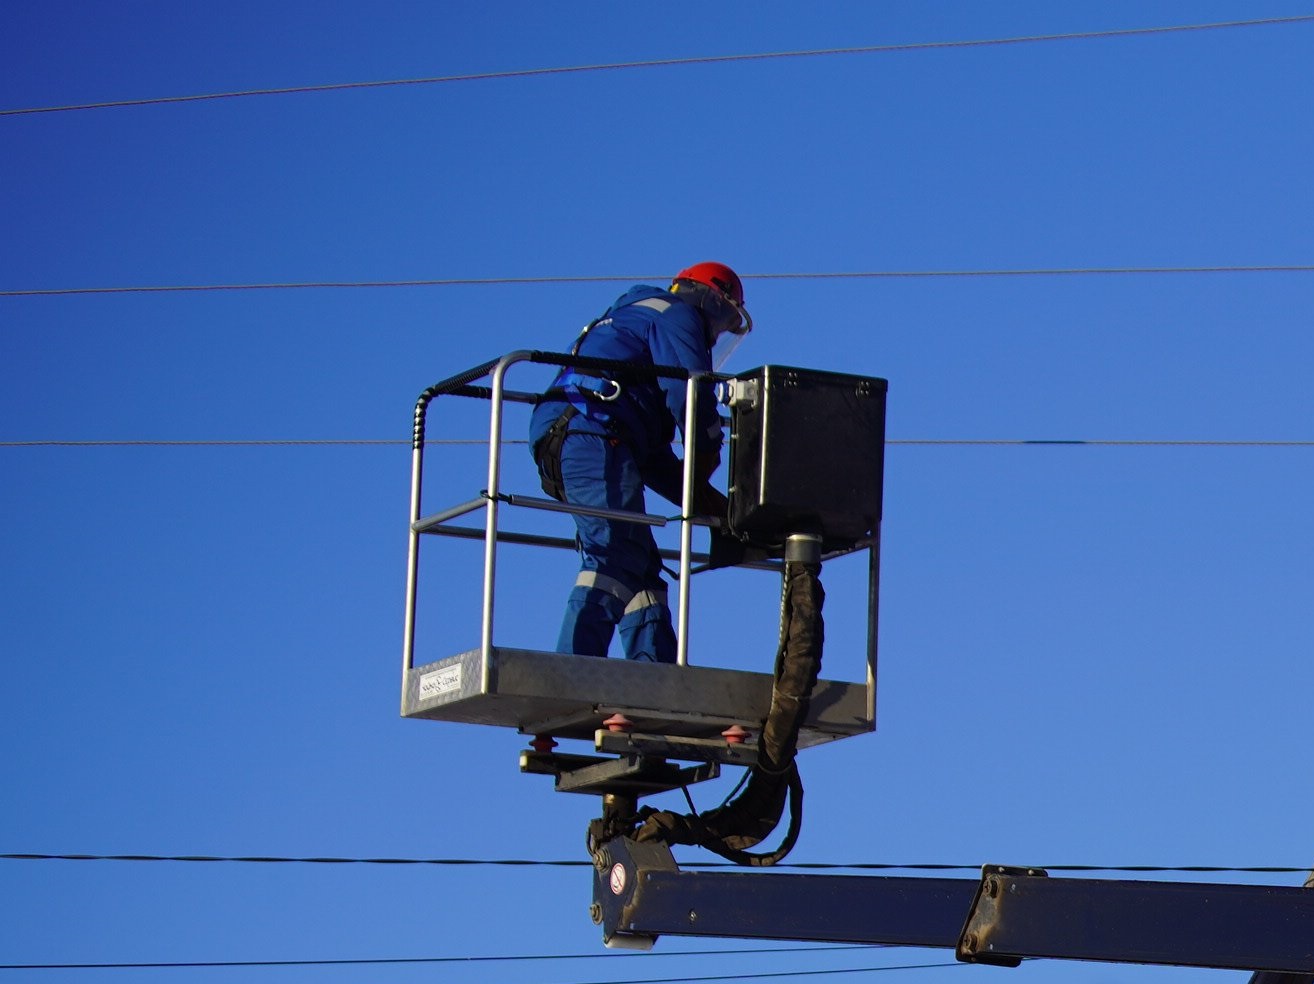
[
  {"x1": 0, "y1": 439, "x2": 480, "y2": 447},
  {"x1": 890, "y1": 439, "x2": 1314, "y2": 447},
  {"x1": 3, "y1": 266, "x2": 1314, "y2": 297},
  {"x1": 1, "y1": 959, "x2": 965, "y2": 978},
  {"x1": 3, "y1": 853, "x2": 1309, "y2": 873},
  {"x1": 4, "y1": 439, "x2": 1314, "y2": 449},
  {"x1": 3, "y1": 15, "x2": 1311, "y2": 117},
  {"x1": 0, "y1": 944, "x2": 884, "y2": 973}
]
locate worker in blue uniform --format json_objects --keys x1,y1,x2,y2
[{"x1": 530, "y1": 262, "x2": 752, "y2": 663}]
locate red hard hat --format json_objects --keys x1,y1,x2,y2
[{"x1": 673, "y1": 261, "x2": 745, "y2": 307}]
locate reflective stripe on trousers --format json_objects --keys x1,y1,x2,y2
[{"x1": 574, "y1": 571, "x2": 668, "y2": 615}]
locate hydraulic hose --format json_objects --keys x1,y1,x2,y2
[{"x1": 632, "y1": 547, "x2": 825, "y2": 865}]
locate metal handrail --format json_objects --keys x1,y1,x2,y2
[{"x1": 402, "y1": 352, "x2": 726, "y2": 701}]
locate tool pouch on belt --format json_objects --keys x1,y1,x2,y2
[{"x1": 533, "y1": 406, "x2": 578, "y2": 501}]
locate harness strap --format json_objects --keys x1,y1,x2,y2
[
  {"x1": 532, "y1": 406, "x2": 578, "y2": 501},
  {"x1": 538, "y1": 384, "x2": 635, "y2": 450},
  {"x1": 544, "y1": 373, "x2": 621, "y2": 402},
  {"x1": 570, "y1": 314, "x2": 611, "y2": 356}
]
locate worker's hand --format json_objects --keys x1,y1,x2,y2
[
  {"x1": 692, "y1": 484, "x2": 728, "y2": 519},
  {"x1": 707, "y1": 529, "x2": 776, "y2": 570},
  {"x1": 706, "y1": 527, "x2": 745, "y2": 570},
  {"x1": 694, "y1": 450, "x2": 722, "y2": 483}
]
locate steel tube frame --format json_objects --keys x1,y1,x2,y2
[
  {"x1": 414, "y1": 522, "x2": 723, "y2": 565},
  {"x1": 478, "y1": 354, "x2": 519, "y2": 689},
  {"x1": 402, "y1": 355, "x2": 504, "y2": 697},
  {"x1": 501, "y1": 493, "x2": 668, "y2": 527},
  {"x1": 412, "y1": 496, "x2": 488, "y2": 534},
  {"x1": 676, "y1": 375, "x2": 701, "y2": 667},
  {"x1": 401, "y1": 440, "x2": 425, "y2": 709},
  {"x1": 866, "y1": 528, "x2": 881, "y2": 722}
]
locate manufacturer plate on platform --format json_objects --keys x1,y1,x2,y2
[{"x1": 418, "y1": 665, "x2": 462, "y2": 701}]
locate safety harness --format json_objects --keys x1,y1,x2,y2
[{"x1": 533, "y1": 312, "x2": 632, "y2": 501}]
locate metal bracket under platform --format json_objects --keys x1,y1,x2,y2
[
  {"x1": 520, "y1": 748, "x2": 720, "y2": 797},
  {"x1": 594, "y1": 730, "x2": 760, "y2": 768}
]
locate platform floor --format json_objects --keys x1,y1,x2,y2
[{"x1": 403, "y1": 647, "x2": 873, "y2": 748}]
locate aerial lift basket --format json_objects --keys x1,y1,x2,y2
[{"x1": 400, "y1": 352, "x2": 886, "y2": 768}]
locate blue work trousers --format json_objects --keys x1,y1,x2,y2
[{"x1": 556, "y1": 433, "x2": 677, "y2": 663}]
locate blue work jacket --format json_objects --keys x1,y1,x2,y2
[{"x1": 530, "y1": 285, "x2": 725, "y2": 501}]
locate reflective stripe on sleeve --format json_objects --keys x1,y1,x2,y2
[{"x1": 632, "y1": 297, "x2": 672, "y2": 313}]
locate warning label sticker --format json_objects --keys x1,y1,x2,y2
[
  {"x1": 609, "y1": 862, "x2": 627, "y2": 895},
  {"x1": 418, "y1": 665, "x2": 462, "y2": 701}
]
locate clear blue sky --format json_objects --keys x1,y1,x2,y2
[{"x1": 4, "y1": 3, "x2": 1313, "y2": 982}]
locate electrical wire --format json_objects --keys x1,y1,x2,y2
[
  {"x1": 3, "y1": 853, "x2": 1309, "y2": 873},
  {"x1": 0, "y1": 439, "x2": 506, "y2": 447},
  {"x1": 2, "y1": 15, "x2": 1310, "y2": 117},
  {"x1": 890, "y1": 439, "x2": 1314, "y2": 447},
  {"x1": 4, "y1": 439, "x2": 1314, "y2": 449},
  {"x1": 3, "y1": 265, "x2": 1314, "y2": 297},
  {"x1": 0, "y1": 944, "x2": 886, "y2": 973},
  {"x1": 0, "y1": 960, "x2": 967, "y2": 978}
]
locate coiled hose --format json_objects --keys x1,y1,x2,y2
[{"x1": 632, "y1": 556, "x2": 825, "y2": 866}]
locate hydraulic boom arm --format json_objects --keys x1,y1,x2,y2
[{"x1": 591, "y1": 838, "x2": 1314, "y2": 974}]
